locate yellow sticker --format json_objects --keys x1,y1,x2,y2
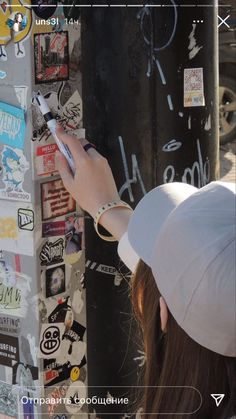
[
  {"x1": 0, "y1": 217, "x2": 17, "y2": 238},
  {"x1": 70, "y1": 366, "x2": 80, "y2": 382}
]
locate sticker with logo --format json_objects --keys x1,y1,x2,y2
[
  {"x1": 18, "y1": 208, "x2": 34, "y2": 231},
  {"x1": 40, "y1": 238, "x2": 64, "y2": 266},
  {"x1": 38, "y1": 323, "x2": 64, "y2": 359},
  {"x1": 0, "y1": 333, "x2": 19, "y2": 366},
  {"x1": 0, "y1": 315, "x2": 21, "y2": 335}
]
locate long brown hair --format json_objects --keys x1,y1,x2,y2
[{"x1": 130, "y1": 260, "x2": 236, "y2": 419}]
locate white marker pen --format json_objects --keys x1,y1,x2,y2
[{"x1": 34, "y1": 91, "x2": 76, "y2": 174}]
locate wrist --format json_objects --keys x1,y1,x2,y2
[{"x1": 99, "y1": 206, "x2": 133, "y2": 241}]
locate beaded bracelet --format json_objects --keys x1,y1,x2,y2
[{"x1": 94, "y1": 200, "x2": 132, "y2": 241}]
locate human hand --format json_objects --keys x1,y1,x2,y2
[{"x1": 55, "y1": 125, "x2": 121, "y2": 218}]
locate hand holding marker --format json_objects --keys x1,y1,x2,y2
[{"x1": 34, "y1": 91, "x2": 76, "y2": 174}]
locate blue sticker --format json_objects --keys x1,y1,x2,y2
[
  {"x1": 0, "y1": 101, "x2": 26, "y2": 149},
  {"x1": 0, "y1": 70, "x2": 6, "y2": 79}
]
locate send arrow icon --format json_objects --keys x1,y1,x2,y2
[{"x1": 211, "y1": 394, "x2": 225, "y2": 407}]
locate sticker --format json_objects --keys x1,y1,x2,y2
[
  {"x1": 18, "y1": 208, "x2": 34, "y2": 231},
  {"x1": 41, "y1": 178, "x2": 76, "y2": 221},
  {"x1": 0, "y1": 1, "x2": 12, "y2": 61},
  {"x1": 0, "y1": 271, "x2": 31, "y2": 317},
  {"x1": 65, "y1": 214, "x2": 84, "y2": 265},
  {"x1": 71, "y1": 289, "x2": 84, "y2": 315},
  {"x1": 6, "y1": 12, "x2": 28, "y2": 33},
  {"x1": 42, "y1": 221, "x2": 65, "y2": 238},
  {"x1": 0, "y1": 333, "x2": 19, "y2": 366},
  {"x1": 43, "y1": 321, "x2": 86, "y2": 386},
  {"x1": 0, "y1": 70, "x2": 6, "y2": 79},
  {"x1": 70, "y1": 366, "x2": 80, "y2": 382},
  {"x1": 0, "y1": 315, "x2": 21, "y2": 335},
  {"x1": 0, "y1": 382, "x2": 18, "y2": 417},
  {"x1": 14, "y1": 85, "x2": 28, "y2": 111},
  {"x1": 21, "y1": 335, "x2": 35, "y2": 366},
  {"x1": 0, "y1": 217, "x2": 17, "y2": 239},
  {"x1": 40, "y1": 238, "x2": 64, "y2": 266},
  {"x1": 0, "y1": 202, "x2": 34, "y2": 256},
  {"x1": 184, "y1": 68, "x2": 205, "y2": 107},
  {"x1": 38, "y1": 323, "x2": 64, "y2": 359},
  {"x1": 0, "y1": 146, "x2": 30, "y2": 202},
  {"x1": 1, "y1": 0, "x2": 32, "y2": 60},
  {"x1": 48, "y1": 296, "x2": 73, "y2": 328},
  {"x1": 34, "y1": 31, "x2": 69, "y2": 84},
  {"x1": 45, "y1": 265, "x2": 66, "y2": 298},
  {"x1": 46, "y1": 385, "x2": 67, "y2": 416},
  {"x1": 65, "y1": 381, "x2": 86, "y2": 414},
  {"x1": 60, "y1": 90, "x2": 82, "y2": 131},
  {"x1": 12, "y1": 362, "x2": 38, "y2": 389},
  {"x1": 31, "y1": 0, "x2": 57, "y2": 19},
  {"x1": 56, "y1": 320, "x2": 86, "y2": 366},
  {"x1": 0, "y1": 102, "x2": 26, "y2": 149},
  {"x1": 35, "y1": 143, "x2": 59, "y2": 177}
]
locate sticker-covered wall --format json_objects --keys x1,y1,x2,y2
[{"x1": 0, "y1": 3, "x2": 88, "y2": 418}]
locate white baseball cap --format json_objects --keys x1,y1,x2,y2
[{"x1": 126, "y1": 181, "x2": 236, "y2": 357}]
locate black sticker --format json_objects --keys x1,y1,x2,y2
[
  {"x1": 40, "y1": 238, "x2": 64, "y2": 266},
  {"x1": 45, "y1": 264, "x2": 66, "y2": 298},
  {"x1": 48, "y1": 296, "x2": 73, "y2": 325},
  {"x1": 0, "y1": 333, "x2": 19, "y2": 366}
]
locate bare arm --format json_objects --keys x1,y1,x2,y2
[{"x1": 56, "y1": 125, "x2": 132, "y2": 241}]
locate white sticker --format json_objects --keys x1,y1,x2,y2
[
  {"x1": 0, "y1": 146, "x2": 31, "y2": 202},
  {"x1": 0, "y1": 202, "x2": 34, "y2": 256},
  {"x1": 38, "y1": 323, "x2": 65, "y2": 359},
  {"x1": 184, "y1": 68, "x2": 205, "y2": 107}
]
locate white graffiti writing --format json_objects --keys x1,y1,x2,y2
[
  {"x1": 118, "y1": 136, "x2": 146, "y2": 203},
  {"x1": 163, "y1": 139, "x2": 210, "y2": 187}
]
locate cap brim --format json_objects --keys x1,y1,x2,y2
[{"x1": 127, "y1": 182, "x2": 198, "y2": 266}]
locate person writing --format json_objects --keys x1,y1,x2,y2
[{"x1": 56, "y1": 126, "x2": 236, "y2": 419}]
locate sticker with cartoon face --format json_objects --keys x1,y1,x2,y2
[
  {"x1": 0, "y1": 146, "x2": 30, "y2": 202},
  {"x1": 38, "y1": 323, "x2": 64, "y2": 358}
]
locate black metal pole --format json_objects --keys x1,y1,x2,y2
[{"x1": 81, "y1": 1, "x2": 218, "y2": 417}]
